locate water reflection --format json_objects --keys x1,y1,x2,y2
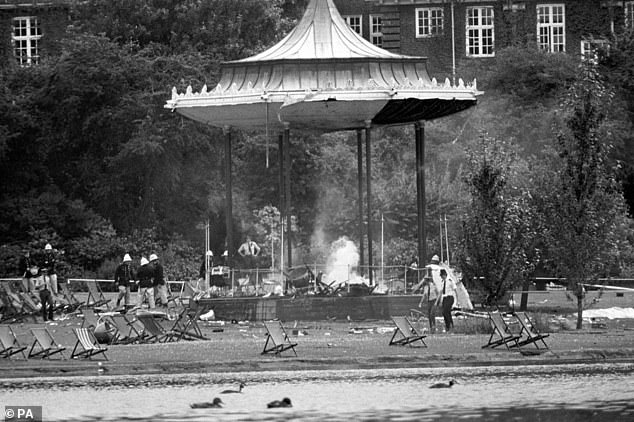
[{"x1": 1, "y1": 363, "x2": 633, "y2": 421}]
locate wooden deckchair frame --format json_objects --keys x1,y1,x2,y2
[
  {"x1": 0, "y1": 284, "x2": 37, "y2": 323},
  {"x1": 29, "y1": 327, "x2": 66, "y2": 359},
  {"x1": 169, "y1": 305, "x2": 208, "y2": 341},
  {"x1": 0, "y1": 325, "x2": 27, "y2": 359},
  {"x1": 107, "y1": 314, "x2": 146, "y2": 344},
  {"x1": 262, "y1": 320, "x2": 298, "y2": 357},
  {"x1": 482, "y1": 312, "x2": 521, "y2": 350},
  {"x1": 84, "y1": 280, "x2": 111, "y2": 309},
  {"x1": 389, "y1": 316, "x2": 427, "y2": 347},
  {"x1": 137, "y1": 314, "x2": 178, "y2": 343},
  {"x1": 512, "y1": 311, "x2": 550, "y2": 350},
  {"x1": 71, "y1": 327, "x2": 108, "y2": 360},
  {"x1": 58, "y1": 283, "x2": 83, "y2": 313}
]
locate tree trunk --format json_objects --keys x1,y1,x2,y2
[{"x1": 576, "y1": 293, "x2": 583, "y2": 329}]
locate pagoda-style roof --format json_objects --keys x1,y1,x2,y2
[{"x1": 165, "y1": 0, "x2": 480, "y2": 132}]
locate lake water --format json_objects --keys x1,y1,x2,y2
[{"x1": 1, "y1": 363, "x2": 633, "y2": 421}]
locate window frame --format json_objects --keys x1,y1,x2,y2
[
  {"x1": 581, "y1": 38, "x2": 609, "y2": 63},
  {"x1": 465, "y1": 6, "x2": 495, "y2": 58},
  {"x1": 12, "y1": 16, "x2": 42, "y2": 66},
  {"x1": 415, "y1": 7, "x2": 444, "y2": 38},
  {"x1": 343, "y1": 15, "x2": 363, "y2": 36},
  {"x1": 537, "y1": 4, "x2": 566, "y2": 53},
  {"x1": 370, "y1": 14, "x2": 383, "y2": 47}
]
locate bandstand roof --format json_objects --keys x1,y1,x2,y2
[{"x1": 165, "y1": 0, "x2": 480, "y2": 132}]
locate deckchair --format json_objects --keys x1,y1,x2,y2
[
  {"x1": 29, "y1": 327, "x2": 66, "y2": 359},
  {"x1": 261, "y1": 320, "x2": 298, "y2": 357},
  {"x1": 0, "y1": 284, "x2": 37, "y2": 323},
  {"x1": 136, "y1": 314, "x2": 178, "y2": 343},
  {"x1": 482, "y1": 312, "x2": 521, "y2": 350},
  {"x1": 389, "y1": 316, "x2": 427, "y2": 347},
  {"x1": 58, "y1": 283, "x2": 83, "y2": 313},
  {"x1": 80, "y1": 308, "x2": 103, "y2": 329},
  {"x1": 84, "y1": 280, "x2": 111, "y2": 309},
  {"x1": 512, "y1": 311, "x2": 550, "y2": 350},
  {"x1": 0, "y1": 325, "x2": 27, "y2": 359},
  {"x1": 107, "y1": 314, "x2": 146, "y2": 344},
  {"x1": 169, "y1": 305, "x2": 208, "y2": 341},
  {"x1": 70, "y1": 327, "x2": 108, "y2": 360}
]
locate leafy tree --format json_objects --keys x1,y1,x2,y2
[
  {"x1": 543, "y1": 64, "x2": 627, "y2": 329},
  {"x1": 458, "y1": 135, "x2": 542, "y2": 306}
]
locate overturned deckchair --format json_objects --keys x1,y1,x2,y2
[
  {"x1": 262, "y1": 320, "x2": 297, "y2": 357},
  {"x1": 107, "y1": 314, "x2": 146, "y2": 344},
  {"x1": 170, "y1": 305, "x2": 208, "y2": 341},
  {"x1": 29, "y1": 327, "x2": 66, "y2": 359},
  {"x1": 137, "y1": 314, "x2": 178, "y2": 343},
  {"x1": 71, "y1": 327, "x2": 108, "y2": 360},
  {"x1": 482, "y1": 312, "x2": 521, "y2": 351},
  {"x1": 0, "y1": 325, "x2": 28, "y2": 359},
  {"x1": 389, "y1": 316, "x2": 427, "y2": 347},
  {"x1": 512, "y1": 311, "x2": 550, "y2": 351},
  {"x1": 84, "y1": 280, "x2": 111, "y2": 309}
]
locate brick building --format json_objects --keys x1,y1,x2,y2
[
  {"x1": 0, "y1": 0, "x2": 70, "y2": 66},
  {"x1": 335, "y1": 0, "x2": 632, "y2": 77}
]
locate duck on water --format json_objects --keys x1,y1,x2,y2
[
  {"x1": 190, "y1": 398, "x2": 223, "y2": 409},
  {"x1": 267, "y1": 398, "x2": 292, "y2": 408},
  {"x1": 429, "y1": 379, "x2": 458, "y2": 389}
]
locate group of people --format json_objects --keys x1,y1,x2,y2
[
  {"x1": 114, "y1": 253, "x2": 168, "y2": 310},
  {"x1": 18, "y1": 244, "x2": 59, "y2": 321},
  {"x1": 417, "y1": 254, "x2": 458, "y2": 333}
]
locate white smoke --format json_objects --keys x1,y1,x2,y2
[{"x1": 325, "y1": 236, "x2": 366, "y2": 286}]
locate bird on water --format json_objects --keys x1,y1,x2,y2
[
  {"x1": 221, "y1": 383, "x2": 245, "y2": 394},
  {"x1": 267, "y1": 397, "x2": 292, "y2": 408},
  {"x1": 190, "y1": 397, "x2": 224, "y2": 409},
  {"x1": 429, "y1": 379, "x2": 458, "y2": 389}
]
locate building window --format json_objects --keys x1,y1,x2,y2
[
  {"x1": 416, "y1": 7, "x2": 444, "y2": 37},
  {"x1": 12, "y1": 16, "x2": 42, "y2": 66},
  {"x1": 344, "y1": 15, "x2": 362, "y2": 35},
  {"x1": 537, "y1": 4, "x2": 565, "y2": 53},
  {"x1": 466, "y1": 7, "x2": 494, "y2": 57},
  {"x1": 626, "y1": 2, "x2": 634, "y2": 28},
  {"x1": 581, "y1": 38, "x2": 608, "y2": 63},
  {"x1": 370, "y1": 15, "x2": 383, "y2": 47}
]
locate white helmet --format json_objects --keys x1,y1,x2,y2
[
  {"x1": 222, "y1": 250, "x2": 229, "y2": 257},
  {"x1": 149, "y1": 253, "x2": 158, "y2": 262},
  {"x1": 431, "y1": 254, "x2": 440, "y2": 263},
  {"x1": 123, "y1": 254, "x2": 132, "y2": 262},
  {"x1": 140, "y1": 257, "x2": 149, "y2": 266},
  {"x1": 206, "y1": 250, "x2": 214, "y2": 256},
  {"x1": 45, "y1": 243, "x2": 53, "y2": 251}
]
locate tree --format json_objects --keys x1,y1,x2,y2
[
  {"x1": 544, "y1": 64, "x2": 627, "y2": 329},
  {"x1": 458, "y1": 135, "x2": 542, "y2": 306}
]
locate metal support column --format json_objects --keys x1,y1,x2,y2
[
  {"x1": 224, "y1": 127, "x2": 233, "y2": 268},
  {"x1": 284, "y1": 123, "x2": 292, "y2": 269},
  {"x1": 415, "y1": 121, "x2": 426, "y2": 267},
  {"x1": 278, "y1": 133, "x2": 284, "y2": 272},
  {"x1": 357, "y1": 129, "x2": 365, "y2": 273},
  {"x1": 365, "y1": 121, "x2": 373, "y2": 285}
]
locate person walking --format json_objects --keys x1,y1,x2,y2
[
  {"x1": 136, "y1": 257, "x2": 155, "y2": 309},
  {"x1": 149, "y1": 253, "x2": 168, "y2": 308},
  {"x1": 114, "y1": 254, "x2": 135, "y2": 308},
  {"x1": 41, "y1": 243, "x2": 59, "y2": 295},
  {"x1": 33, "y1": 267, "x2": 54, "y2": 322},
  {"x1": 436, "y1": 269, "x2": 457, "y2": 332}
]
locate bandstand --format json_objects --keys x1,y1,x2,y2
[{"x1": 165, "y1": 0, "x2": 480, "y2": 285}]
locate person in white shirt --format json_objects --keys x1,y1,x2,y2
[
  {"x1": 435, "y1": 268, "x2": 457, "y2": 332},
  {"x1": 238, "y1": 236, "x2": 260, "y2": 269},
  {"x1": 418, "y1": 273, "x2": 440, "y2": 332}
]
